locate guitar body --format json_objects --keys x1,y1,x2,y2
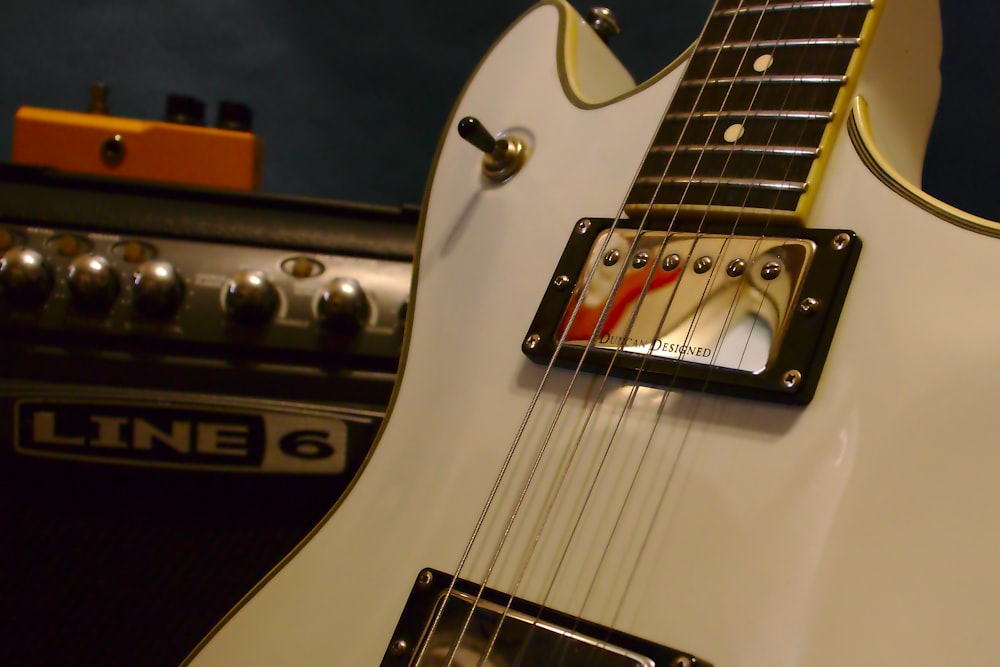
[{"x1": 188, "y1": 2, "x2": 1000, "y2": 665}]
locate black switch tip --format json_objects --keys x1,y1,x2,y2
[{"x1": 457, "y1": 116, "x2": 499, "y2": 154}]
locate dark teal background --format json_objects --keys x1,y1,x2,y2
[{"x1": 1, "y1": 1, "x2": 996, "y2": 219}]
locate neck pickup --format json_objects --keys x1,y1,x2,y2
[{"x1": 522, "y1": 217, "x2": 861, "y2": 405}]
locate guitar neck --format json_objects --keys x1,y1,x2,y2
[{"x1": 625, "y1": 0, "x2": 879, "y2": 221}]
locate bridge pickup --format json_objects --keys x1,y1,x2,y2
[
  {"x1": 523, "y1": 219, "x2": 861, "y2": 404},
  {"x1": 381, "y1": 568, "x2": 709, "y2": 666}
]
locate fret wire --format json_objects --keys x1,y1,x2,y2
[
  {"x1": 696, "y1": 37, "x2": 861, "y2": 52},
  {"x1": 627, "y1": 0, "x2": 875, "y2": 210},
  {"x1": 663, "y1": 110, "x2": 834, "y2": 121},
  {"x1": 650, "y1": 144, "x2": 820, "y2": 157},
  {"x1": 714, "y1": 0, "x2": 874, "y2": 18},
  {"x1": 681, "y1": 74, "x2": 847, "y2": 87},
  {"x1": 636, "y1": 176, "x2": 808, "y2": 192}
]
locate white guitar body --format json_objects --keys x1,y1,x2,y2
[{"x1": 188, "y1": 2, "x2": 1000, "y2": 665}]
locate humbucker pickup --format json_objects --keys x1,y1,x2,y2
[
  {"x1": 523, "y1": 218, "x2": 861, "y2": 404},
  {"x1": 381, "y1": 568, "x2": 708, "y2": 666}
]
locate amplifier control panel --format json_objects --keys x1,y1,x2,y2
[{"x1": 0, "y1": 224, "x2": 412, "y2": 366}]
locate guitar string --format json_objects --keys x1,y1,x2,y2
[
  {"x1": 423, "y1": 3, "x2": 750, "y2": 665},
  {"x1": 470, "y1": 1, "x2": 788, "y2": 665},
  {"x1": 585, "y1": 3, "x2": 859, "y2": 659},
  {"x1": 466, "y1": 0, "x2": 836, "y2": 663},
  {"x1": 416, "y1": 12, "x2": 705, "y2": 663},
  {"x1": 727, "y1": 2, "x2": 856, "y2": 377},
  {"x1": 509, "y1": 2, "x2": 847, "y2": 665},
  {"x1": 496, "y1": 1, "x2": 862, "y2": 663},
  {"x1": 424, "y1": 95, "x2": 689, "y2": 667},
  {"x1": 474, "y1": 1, "x2": 789, "y2": 665},
  {"x1": 427, "y1": 0, "x2": 856, "y2": 664},
  {"x1": 417, "y1": 195, "x2": 638, "y2": 667},
  {"x1": 506, "y1": 1, "x2": 863, "y2": 664}
]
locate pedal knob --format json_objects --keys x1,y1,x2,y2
[
  {"x1": 68, "y1": 253, "x2": 119, "y2": 311},
  {"x1": 216, "y1": 101, "x2": 254, "y2": 132},
  {"x1": 0, "y1": 247, "x2": 53, "y2": 307},
  {"x1": 165, "y1": 94, "x2": 206, "y2": 126},
  {"x1": 318, "y1": 277, "x2": 369, "y2": 333},
  {"x1": 132, "y1": 261, "x2": 184, "y2": 317},
  {"x1": 224, "y1": 270, "x2": 279, "y2": 324}
]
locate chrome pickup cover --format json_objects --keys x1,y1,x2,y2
[
  {"x1": 380, "y1": 568, "x2": 708, "y2": 667},
  {"x1": 523, "y1": 219, "x2": 860, "y2": 404}
]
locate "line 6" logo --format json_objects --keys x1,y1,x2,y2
[{"x1": 15, "y1": 401, "x2": 351, "y2": 474}]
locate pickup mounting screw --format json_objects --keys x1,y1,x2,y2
[
  {"x1": 798, "y1": 297, "x2": 821, "y2": 316},
  {"x1": 832, "y1": 233, "x2": 851, "y2": 251},
  {"x1": 389, "y1": 639, "x2": 409, "y2": 657},
  {"x1": 575, "y1": 219, "x2": 592, "y2": 235},
  {"x1": 525, "y1": 334, "x2": 542, "y2": 350},
  {"x1": 553, "y1": 275, "x2": 571, "y2": 290},
  {"x1": 417, "y1": 570, "x2": 434, "y2": 587},
  {"x1": 671, "y1": 658, "x2": 693, "y2": 667},
  {"x1": 783, "y1": 370, "x2": 802, "y2": 389}
]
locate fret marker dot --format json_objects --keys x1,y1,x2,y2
[
  {"x1": 754, "y1": 54, "x2": 775, "y2": 73},
  {"x1": 724, "y1": 124, "x2": 745, "y2": 143}
]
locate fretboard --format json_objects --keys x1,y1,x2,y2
[{"x1": 625, "y1": 0, "x2": 878, "y2": 220}]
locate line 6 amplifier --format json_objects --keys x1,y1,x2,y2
[
  {"x1": 0, "y1": 163, "x2": 416, "y2": 666},
  {"x1": 0, "y1": 163, "x2": 415, "y2": 476}
]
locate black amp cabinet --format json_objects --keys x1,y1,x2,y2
[{"x1": 0, "y1": 164, "x2": 416, "y2": 666}]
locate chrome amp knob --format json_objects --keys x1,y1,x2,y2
[
  {"x1": 318, "y1": 277, "x2": 369, "y2": 333},
  {"x1": 224, "y1": 269, "x2": 278, "y2": 324},
  {"x1": 0, "y1": 247, "x2": 53, "y2": 307},
  {"x1": 132, "y1": 261, "x2": 184, "y2": 317},
  {"x1": 68, "y1": 253, "x2": 119, "y2": 311}
]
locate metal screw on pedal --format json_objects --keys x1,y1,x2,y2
[{"x1": 100, "y1": 134, "x2": 126, "y2": 167}]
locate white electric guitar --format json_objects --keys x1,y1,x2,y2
[{"x1": 186, "y1": 1, "x2": 1000, "y2": 665}]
